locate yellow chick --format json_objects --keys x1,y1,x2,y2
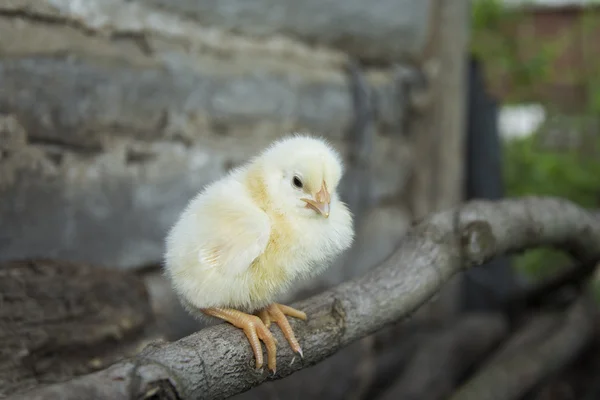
[{"x1": 163, "y1": 134, "x2": 354, "y2": 373}]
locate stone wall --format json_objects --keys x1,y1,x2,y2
[{"x1": 1, "y1": 0, "x2": 436, "y2": 282}]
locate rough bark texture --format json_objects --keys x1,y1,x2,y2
[
  {"x1": 233, "y1": 315, "x2": 506, "y2": 400},
  {"x1": 232, "y1": 334, "x2": 378, "y2": 400},
  {"x1": 0, "y1": 259, "x2": 158, "y2": 398},
  {"x1": 7, "y1": 197, "x2": 600, "y2": 400}
]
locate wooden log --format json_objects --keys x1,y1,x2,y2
[{"x1": 0, "y1": 258, "x2": 158, "y2": 398}]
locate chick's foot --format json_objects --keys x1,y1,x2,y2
[
  {"x1": 201, "y1": 307, "x2": 277, "y2": 373},
  {"x1": 257, "y1": 303, "x2": 307, "y2": 358}
]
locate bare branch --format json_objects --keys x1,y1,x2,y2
[
  {"x1": 7, "y1": 196, "x2": 600, "y2": 400},
  {"x1": 449, "y1": 292, "x2": 595, "y2": 400},
  {"x1": 504, "y1": 258, "x2": 600, "y2": 314},
  {"x1": 377, "y1": 314, "x2": 508, "y2": 400}
]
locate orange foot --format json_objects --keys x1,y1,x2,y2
[
  {"x1": 257, "y1": 303, "x2": 307, "y2": 358},
  {"x1": 202, "y1": 303, "x2": 306, "y2": 374}
]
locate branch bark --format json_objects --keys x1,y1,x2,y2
[
  {"x1": 377, "y1": 314, "x2": 507, "y2": 400},
  {"x1": 449, "y1": 292, "x2": 596, "y2": 400},
  {"x1": 7, "y1": 196, "x2": 600, "y2": 400},
  {"x1": 504, "y1": 258, "x2": 599, "y2": 315}
]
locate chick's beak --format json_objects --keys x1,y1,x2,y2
[{"x1": 302, "y1": 181, "x2": 331, "y2": 218}]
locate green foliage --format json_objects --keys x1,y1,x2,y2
[
  {"x1": 470, "y1": 0, "x2": 600, "y2": 111},
  {"x1": 503, "y1": 134, "x2": 600, "y2": 279},
  {"x1": 473, "y1": 0, "x2": 600, "y2": 280},
  {"x1": 471, "y1": 0, "x2": 550, "y2": 98},
  {"x1": 471, "y1": 0, "x2": 505, "y2": 31},
  {"x1": 504, "y1": 136, "x2": 600, "y2": 206},
  {"x1": 470, "y1": 0, "x2": 516, "y2": 63}
]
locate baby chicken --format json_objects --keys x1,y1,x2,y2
[{"x1": 163, "y1": 134, "x2": 354, "y2": 373}]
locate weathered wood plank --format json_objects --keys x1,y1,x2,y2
[
  {"x1": 0, "y1": 259, "x2": 157, "y2": 398},
  {"x1": 405, "y1": 0, "x2": 470, "y2": 324}
]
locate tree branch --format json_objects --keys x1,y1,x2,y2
[
  {"x1": 8, "y1": 196, "x2": 600, "y2": 400},
  {"x1": 504, "y1": 257, "x2": 599, "y2": 314},
  {"x1": 377, "y1": 314, "x2": 508, "y2": 400},
  {"x1": 449, "y1": 291, "x2": 596, "y2": 400}
]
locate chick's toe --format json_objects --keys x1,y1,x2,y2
[
  {"x1": 202, "y1": 307, "x2": 277, "y2": 373},
  {"x1": 277, "y1": 304, "x2": 308, "y2": 321},
  {"x1": 257, "y1": 309, "x2": 272, "y2": 327},
  {"x1": 258, "y1": 303, "x2": 306, "y2": 358}
]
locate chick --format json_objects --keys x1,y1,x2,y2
[{"x1": 164, "y1": 134, "x2": 354, "y2": 373}]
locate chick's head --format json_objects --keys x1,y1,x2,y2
[{"x1": 254, "y1": 134, "x2": 344, "y2": 219}]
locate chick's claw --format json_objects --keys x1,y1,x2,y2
[
  {"x1": 258, "y1": 303, "x2": 306, "y2": 359},
  {"x1": 201, "y1": 307, "x2": 277, "y2": 373}
]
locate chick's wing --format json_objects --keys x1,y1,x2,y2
[{"x1": 193, "y1": 186, "x2": 271, "y2": 276}]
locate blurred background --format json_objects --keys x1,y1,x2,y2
[{"x1": 2, "y1": 0, "x2": 600, "y2": 399}]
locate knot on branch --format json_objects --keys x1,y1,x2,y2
[
  {"x1": 331, "y1": 298, "x2": 347, "y2": 339},
  {"x1": 136, "y1": 379, "x2": 181, "y2": 400},
  {"x1": 460, "y1": 220, "x2": 496, "y2": 267}
]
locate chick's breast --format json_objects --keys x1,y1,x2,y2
[{"x1": 165, "y1": 170, "x2": 354, "y2": 315}]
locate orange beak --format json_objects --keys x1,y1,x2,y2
[{"x1": 302, "y1": 181, "x2": 331, "y2": 218}]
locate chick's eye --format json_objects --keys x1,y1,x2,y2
[{"x1": 292, "y1": 176, "x2": 303, "y2": 189}]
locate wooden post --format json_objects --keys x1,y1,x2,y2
[{"x1": 407, "y1": 0, "x2": 471, "y2": 322}]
